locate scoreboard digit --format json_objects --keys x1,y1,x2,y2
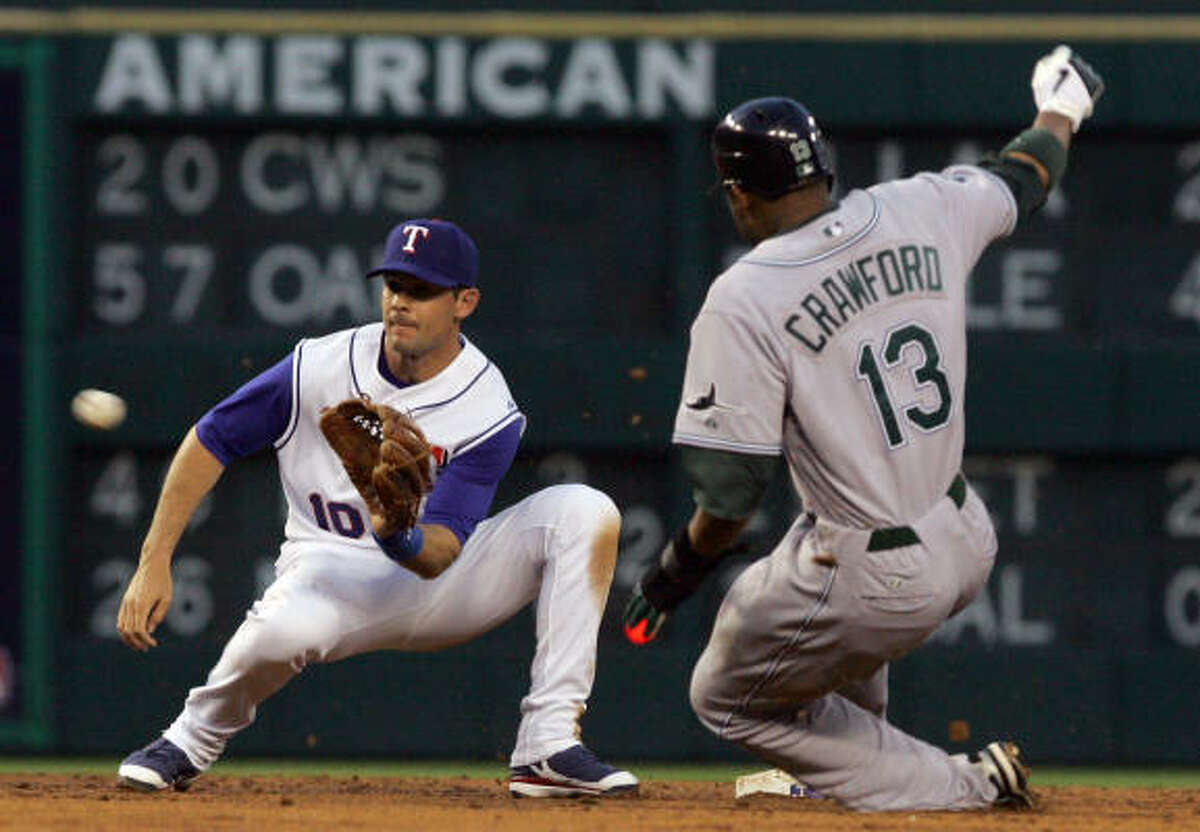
[{"x1": 77, "y1": 125, "x2": 673, "y2": 337}]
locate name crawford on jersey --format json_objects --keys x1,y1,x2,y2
[{"x1": 783, "y1": 243, "x2": 944, "y2": 354}]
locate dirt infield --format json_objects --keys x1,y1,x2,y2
[{"x1": 2, "y1": 774, "x2": 1200, "y2": 831}]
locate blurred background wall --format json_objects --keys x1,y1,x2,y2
[{"x1": 1, "y1": 1, "x2": 1198, "y2": 764}]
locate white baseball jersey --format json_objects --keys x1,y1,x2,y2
[
  {"x1": 275, "y1": 323, "x2": 523, "y2": 559},
  {"x1": 673, "y1": 166, "x2": 1016, "y2": 528},
  {"x1": 163, "y1": 323, "x2": 624, "y2": 772}
]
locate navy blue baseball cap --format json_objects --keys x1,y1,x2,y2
[{"x1": 366, "y1": 219, "x2": 479, "y2": 288}]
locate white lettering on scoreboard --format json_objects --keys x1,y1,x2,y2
[
  {"x1": 92, "y1": 34, "x2": 715, "y2": 120},
  {"x1": 240, "y1": 133, "x2": 443, "y2": 214},
  {"x1": 94, "y1": 132, "x2": 444, "y2": 218},
  {"x1": 968, "y1": 249, "x2": 1064, "y2": 331},
  {"x1": 248, "y1": 244, "x2": 380, "y2": 326},
  {"x1": 1164, "y1": 566, "x2": 1200, "y2": 647},
  {"x1": 89, "y1": 130, "x2": 434, "y2": 328},
  {"x1": 931, "y1": 565, "x2": 1056, "y2": 647}
]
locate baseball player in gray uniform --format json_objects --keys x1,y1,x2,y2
[
  {"x1": 115, "y1": 219, "x2": 637, "y2": 798},
  {"x1": 623, "y1": 46, "x2": 1103, "y2": 811}
]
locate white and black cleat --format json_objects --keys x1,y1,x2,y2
[
  {"x1": 509, "y1": 744, "x2": 638, "y2": 798},
  {"x1": 118, "y1": 737, "x2": 201, "y2": 792},
  {"x1": 979, "y1": 740, "x2": 1034, "y2": 809}
]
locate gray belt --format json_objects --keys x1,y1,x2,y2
[{"x1": 866, "y1": 473, "x2": 967, "y2": 552}]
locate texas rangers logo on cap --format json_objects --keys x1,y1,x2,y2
[
  {"x1": 399, "y1": 224, "x2": 431, "y2": 253},
  {"x1": 366, "y1": 218, "x2": 479, "y2": 288}
]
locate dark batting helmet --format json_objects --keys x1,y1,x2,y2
[{"x1": 712, "y1": 97, "x2": 835, "y2": 199}]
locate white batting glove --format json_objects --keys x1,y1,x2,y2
[{"x1": 1031, "y1": 45, "x2": 1105, "y2": 132}]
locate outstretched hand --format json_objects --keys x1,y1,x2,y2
[
  {"x1": 116, "y1": 560, "x2": 173, "y2": 651},
  {"x1": 622, "y1": 584, "x2": 669, "y2": 645},
  {"x1": 621, "y1": 521, "x2": 745, "y2": 645}
]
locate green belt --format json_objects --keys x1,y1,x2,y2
[{"x1": 866, "y1": 473, "x2": 967, "y2": 552}]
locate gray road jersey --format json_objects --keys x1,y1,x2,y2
[{"x1": 673, "y1": 165, "x2": 1017, "y2": 528}]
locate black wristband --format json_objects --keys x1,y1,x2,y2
[
  {"x1": 640, "y1": 526, "x2": 720, "y2": 612},
  {"x1": 663, "y1": 525, "x2": 706, "y2": 575},
  {"x1": 978, "y1": 153, "x2": 1048, "y2": 219},
  {"x1": 1002, "y1": 127, "x2": 1068, "y2": 189}
]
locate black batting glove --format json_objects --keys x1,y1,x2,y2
[
  {"x1": 622, "y1": 526, "x2": 720, "y2": 646},
  {"x1": 622, "y1": 583, "x2": 669, "y2": 645}
]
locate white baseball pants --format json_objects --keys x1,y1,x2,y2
[{"x1": 162, "y1": 484, "x2": 620, "y2": 770}]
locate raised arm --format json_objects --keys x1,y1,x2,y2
[{"x1": 981, "y1": 45, "x2": 1105, "y2": 218}]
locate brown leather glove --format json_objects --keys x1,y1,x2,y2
[{"x1": 318, "y1": 398, "x2": 433, "y2": 537}]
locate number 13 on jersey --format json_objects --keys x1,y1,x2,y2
[{"x1": 856, "y1": 322, "x2": 952, "y2": 449}]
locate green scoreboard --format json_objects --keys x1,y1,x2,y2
[{"x1": 4, "y1": 16, "x2": 1200, "y2": 760}]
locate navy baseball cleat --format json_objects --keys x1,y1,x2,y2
[
  {"x1": 509, "y1": 744, "x2": 638, "y2": 798},
  {"x1": 978, "y1": 740, "x2": 1034, "y2": 809},
  {"x1": 118, "y1": 737, "x2": 201, "y2": 792}
]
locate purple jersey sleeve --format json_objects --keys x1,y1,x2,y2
[
  {"x1": 420, "y1": 418, "x2": 523, "y2": 543},
  {"x1": 195, "y1": 355, "x2": 294, "y2": 465}
]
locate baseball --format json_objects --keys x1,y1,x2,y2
[{"x1": 71, "y1": 388, "x2": 127, "y2": 430}]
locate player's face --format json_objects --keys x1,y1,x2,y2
[{"x1": 380, "y1": 273, "x2": 479, "y2": 363}]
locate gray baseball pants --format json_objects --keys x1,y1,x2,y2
[{"x1": 690, "y1": 482, "x2": 1001, "y2": 811}]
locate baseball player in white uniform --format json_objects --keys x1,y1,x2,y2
[
  {"x1": 116, "y1": 219, "x2": 637, "y2": 798},
  {"x1": 623, "y1": 47, "x2": 1103, "y2": 811}
]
